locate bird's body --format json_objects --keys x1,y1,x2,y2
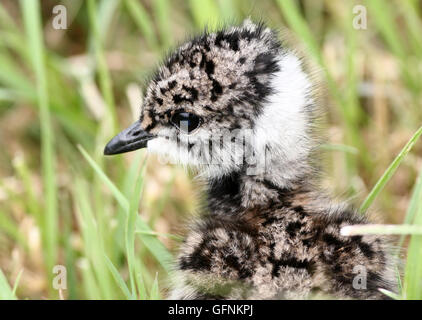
[
  {"x1": 105, "y1": 20, "x2": 397, "y2": 299},
  {"x1": 171, "y1": 179, "x2": 395, "y2": 299}
]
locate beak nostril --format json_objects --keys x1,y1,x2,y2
[{"x1": 132, "y1": 129, "x2": 141, "y2": 136}]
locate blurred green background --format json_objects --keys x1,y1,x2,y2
[{"x1": 0, "y1": 0, "x2": 421, "y2": 299}]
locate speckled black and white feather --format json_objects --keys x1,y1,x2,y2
[{"x1": 137, "y1": 20, "x2": 397, "y2": 300}]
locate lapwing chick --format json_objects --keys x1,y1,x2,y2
[{"x1": 104, "y1": 21, "x2": 397, "y2": 299}]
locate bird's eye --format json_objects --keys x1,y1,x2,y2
[{"x1": 170, "y1": 112, "x2": 202, "y2": 134}]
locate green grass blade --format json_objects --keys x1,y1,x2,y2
[
  {"x1": 379, "y1": 288, "x2": 401, "y2": 300},
  {"x1": 404, "y1": 170, "x2": 422, "y2": 299},
  {"x1": 404, "y1": 226, "x2": 422, "y2": 299},
  {"x1": 97, "y1": 0, "x2": 121, "y2": 42},
  {"x1": 341, "y1": 224, "x2": 422, "y2": 236},
  {"x1": 321, "y1": 143, "x2": 359, "y2": 155},
  {"x1": 79, "y1": 259, "x2": 102, "y2": 299},
  {"x1": 153, "y1": 0, "x2": 171, "y2": 48},
  {"x1": 135, "y1": 220, "x2": 173, "y2": 273},
  {"x1": 104, "y1": 255, "x2": 134, "y2": 300},
  {"x1": 73, "y1": 179, "x2": 114, "y2": 299},
  {"x1": 149, "y1": 173, "x2": 175, "y2": 227},
  {"x1": 275, "y1": 0, "x2": 361, "y2": 128},
  {"x1": 124, "y1": 0, "x2": 158, "y2": 49},
  {"x1": 78, "y1": 145, "x2": 173, "y2": 272},
  {"x1": 366, "y1": 0, "x2": 417, "y2": 93},
  {"x1": 87, "y1": 0, "x2": 117, "y2": 132},
  {"x1": 78, "y1": 145, "x2": 129, "y2": 210},
  {"x1": 137, "y1": 273, "x2": 147, "y2": 300},
  {"x1": 275, "y1": 0, "x2": 322, "y2": 64},
  {"x1": 11, "y1": 270, "x2": 23, "y2": 297},
  {"x1": 0, "y1": 268, "x2": 16, "y2": 300},
  {"x1": 12, "y1": 155, "x2": 41, "y2": 222},
  {"x1": 275, "y1": 0, "x2": 367, "y2": 165},
  {"x1": 136, "y1": 230, "x2": 184, "y2": 242},
  {"x1": 63, "y1": 207, "x2": 78, "y2": 299},
  {"x1": 360, "y1": 126, "x2": 422, "y2": 212},
  {"x1": 126, "y1": 158, "x2": 147, "y2": 297},
  {"x1": 112, "y1": 153, "x2": 145, "y2": 257},
  {"x1": 400, "y1": 0, "x2": 422, "y2": 58},
  {"x1": 149, "y1": 272, "x2": 161, "y2": 300},
  {"x1": 404, "y1": 164, "x2": 422, "y2": 223},
  {"x1": 135, "y1": 258, "x2": 148, "y2": 300},
  {"x1": 0, "y1": 210, "x2": 27, "y2": 249},
  {"x1": 366, "y1": 0, "x2": 406, "y2": 59},
  {"x1": 398, "y1": 165, "x2": 422, "y2": 249},
  {"x1": 20, "y1": 0, "x2": 58, "y2": 286}
]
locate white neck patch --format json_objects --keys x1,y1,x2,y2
[{"x1": 253, "y1": 52, "x2": 314, "y2": 186}]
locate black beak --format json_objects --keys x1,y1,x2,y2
[{"x1": 104, "y1": 120, "x2": 155, "y2": 155}]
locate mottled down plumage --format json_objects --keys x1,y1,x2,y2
[
  {"x1": 171, "y1": 179, "x2": 397, "y2": 299},
  {"x1": 105, "y1": 20, "x2": 398, "y2": 299}
]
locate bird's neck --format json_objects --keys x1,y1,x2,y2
[
  {"x1": 206, "y1": 51, "x2": 318, "y2": 212},
  {"x1": 206, "y1": 163, "x2": 312, "y2": 213}
]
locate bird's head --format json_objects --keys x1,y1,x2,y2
[{"x1": 105, "y1": 20, "x2": 316, "y2": 183}]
